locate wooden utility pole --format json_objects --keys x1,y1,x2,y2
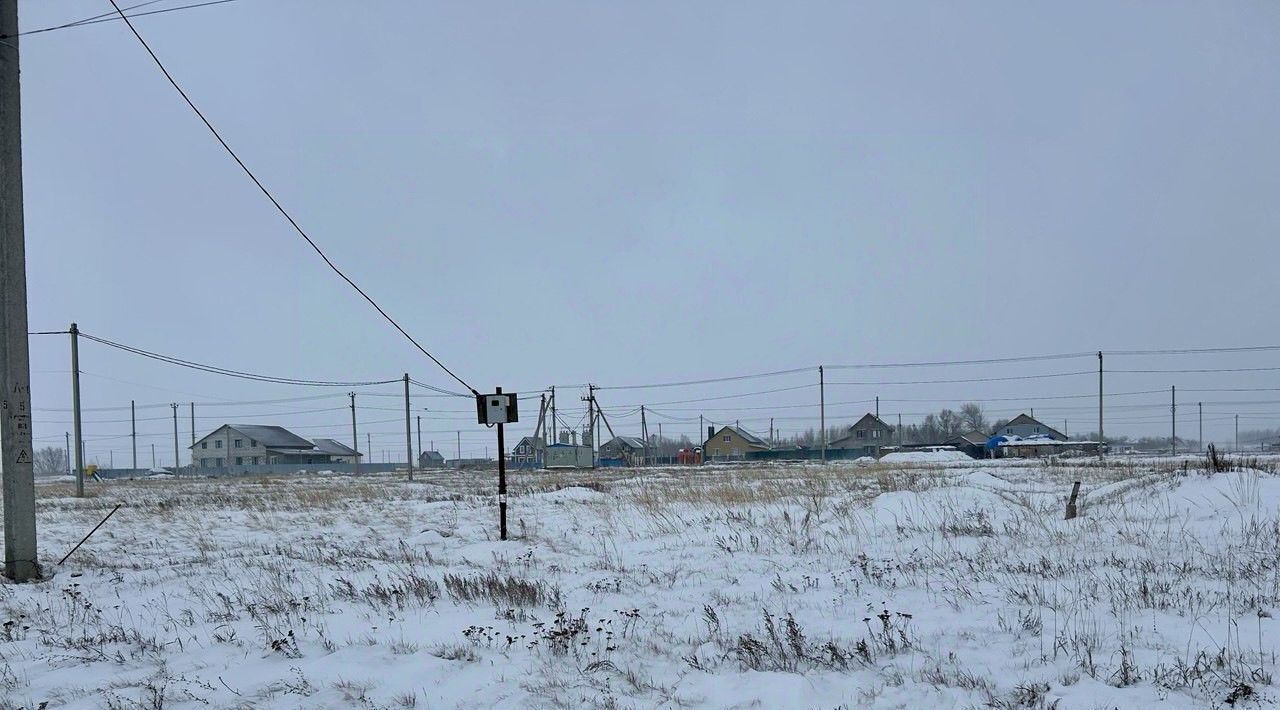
[
  {"x1": 70, "y1": 323, "x2": 84, "y2": 496},
  {"x1": 819, "y1": 366, "x2": 826, "y2": 462},
  {"x1": 0, "y1": 0, "x2": 38, "y2": 581},
  {"x1": 496, "y1": 387, "x2": 508, "y2": 540},
  {"x1": 403, "y1": 374, "x2": 413, "y2": 481},
  {"x1": 349, "y1": 392, "x2": 359, "y2": 474}
]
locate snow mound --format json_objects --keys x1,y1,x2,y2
[{"x1": 537, "y1": 486, "x2": 605, "y2": 503}]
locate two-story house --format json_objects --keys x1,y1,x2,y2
[
  {"x1": 827, "y1": 414, "x2": 894, "y2": 456},
  {"x1": 997, "y1": 413, "x2": 1066, "y2": 441}
]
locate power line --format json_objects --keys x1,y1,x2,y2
[
  {"x1": 1106, "y1": 345, "x2": 1280, "y2": 356},
  {"x1": 4, "y1": 0, "x2": 167, "y2": 37},
  {"x1": 598, "y1": 367, "x2": 816, "y2": 392},
  {"x1": 102, "y1": 0, "x2": 477, "y2": 396},
  {"x1": 80, "y1": 331, "x2": 400, "y2": 387},
  {"x1": 825, "y1": 352, "x2": 1096, "y2": 370}
]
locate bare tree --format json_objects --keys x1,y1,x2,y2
[
  {"x1": 959, "y1": 403, "x2": 987, "y2": 433},
  {"x1": 33, "y1": 446, "x2": 66, "y2": 477}
]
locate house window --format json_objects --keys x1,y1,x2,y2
[
  {"x1": 1033, "y1": 427, "x2": 1040, "y2": 433},
  {"x1": 723, "y1": 435, "x2": 731, "y2": 442},
  {"x1": 201, "y1": 458, "x2": 209, "y2": 467},
  {"x1": 216, "y1": 457, "x2": 224, "y2": 466},
  {"x1": 856, "y1": 430, "x2": 866, "y2": 439},
  {"x1": 215, "y1": 440, "x2": 223, "y2": 449},
  {"x1": 251, "y1": 440, "x2": 257, "y2": 447},
  {"x1": 1006, "y1": 428, "x2": 1013, "y2": 434},
  {"x1": 252, "y1": 456, "x2": 259, "y2": 465},
  {"x1": 235, "y1": 457, "x2": 243, "y2": 465},
  {"x1": 200, "y1": 442, "x2": 207, "y2": 450},
  {"x1": 872, "y1": 430, "x2": 881, "y2": 439},
  {"x1": 234, "y1": 439, "x2": 243, "y2": 448}
]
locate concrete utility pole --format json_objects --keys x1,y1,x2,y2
[
  {"x1": 819, "y1": 366, "x2": 826, "y2": 462},
  {"x1": 1097, "y1": 351, "x2": 1104, "y2": 458},
  {"x1": 130, "y1": 400, "x2": 137, "y2": 471},
  {"x1": 416, "y1": 414, "x2": 422, "y2": 463},
  {"x1": 1170, "y1": 385, "x2": 1176, "y2": 456},
  {"x1": 349, "y1": 392, "x2": 359, "y2": 474},
  {"x1": 456, "y1": 430, "x2": 461, "y2": 462},
  {"x1": 65, "y1": 432, "x2": 71, "y2": 476},
  {"x1": 550, "y1": 386, "x2": 556, "y2": 443},
  {"x1": 1235, "y1": 414, "x2": 1239, "y2": 452},
  {"x1": 366, "y1": 433, "x2": 371, "y2": 464},
  {"x1": 171, "y1": 403, "x2": 179, "y2": 473},
  {"x1": 70, "y1": 323, "x2": 84, "y2": 497},
  {"x1": 403, "y1": 374, "x2": 414, "y2": 481},
  {"x1": 1198, "y1": 402, "x2": 1203, "y2": 452},
  {"x1": 0, "y1": 0, "x2": 38, "y2": 581},
  {"x1": 151, "y1": 443, "x2": 155, "y2": 468},
  {"x1": 189, "y1": 402, "x2": 195, "y2": 451},
  {"x1": 640, "y1": 405, "x2": 648, "y2": 466}
]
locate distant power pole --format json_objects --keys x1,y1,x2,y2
[
  {"x1": 416, "y1": 415, "x2": 422, "y2": 464},
  {"x1": 189, "y1": 402, "x2": 195, "y2": 451},
  {"x1": 1097, "y1": 352, "x2": 1104, "y2": 458},
  {"x1": 1170, "y1": 385, "x2": 1176, "y2": 456},
  {"x1": 0, "y1": 0, "x2": 38, "y2": 581},
  {"x1": 151, "y1": 443, "x2": 156, "y2": 469},
  {"x1": 1235, "y1": 414, "x2": 1239, "y2": 452},
  {"x1": 819, "y1": 366, "x2": 826, "y2": 462},
  {"x1": 550, "y1": 386, "x2": 557, "y2": 443},
  {"x1": 403, "y1": 374, "x2": 413, "y2": 481},
  {"x1": 171, "y1": 403, "x2": 180, "y2": 473},
  {"x1": 131, "y1": 400, "x2": 137, "y2": 471},
  {"x1": 1198, "y1": 402, "x2": 1203, "y2": 452},
  {"x1": 349, "y1": 392, "x2": 359, "y2": 474},
  {"x1": 456, "y1": 431, "x2": 461, "y2": 461},
  {"x1": 65, "y1": 432, "x2": 71, "y2": 475}
]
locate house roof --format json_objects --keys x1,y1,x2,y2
[
  {"x1": 312, "y1": 438, "x2": 360, "y2": 457},
  {"x1": 230, "y1": 425, "x2": 313, "y2": 449},
  {"x1": 707, "y1": 425, "x2": 769, "y2": 448},
  {"x1": 827, "y1": 414, "x2": 893, "y2": 448},
  {"x1": 604, "y1": 436, "x2": 646, "y2": 450},
  {"x1": 945, "y1": 430, "x2": 990, "y2": 446},
  {"x1": 515, "y1": 436, "x2": 545, "y2": 449},
  {"x1": 191, "y1": 424, "x2": 314, "y2": 450},
  {"x1": 850, "y1": 413, "x2": 892, "y2": 431},
  {"x1": 1004, "y1": 414, "x2": 1066, "y2": 440},
  {"x1": 419, "y1": 450, "x2": 445, "y2": 461}
]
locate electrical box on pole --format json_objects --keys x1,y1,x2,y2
[{"x1": 477, "y1": 390, "x2": 517, "y2": 541}]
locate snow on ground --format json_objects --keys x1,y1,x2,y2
[
  {"x1": 2, "y1": 457, "x2": 1278, "y2": 709},
  {"x1": 878, "y1": 450, "x2": 973, "y2": 463}
]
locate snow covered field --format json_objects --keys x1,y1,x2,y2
[{"x1": 3, "y1": 457, "x2": 1278, "y2": 708}]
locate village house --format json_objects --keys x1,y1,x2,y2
[
  {"x1": 599, "y1": 436, "x2": 647, "y2": 465},
  {"x1": 826, "y1": 414, "x2": 894, "y2": 456},
  {"x1": 418, "y1": 450, "x2": 445, "y2": 468},
  {"x1": 190, "y1": 424, "x2": 360, "y2": 468},
  {"x1": 997, "y1": 413, "x2": 1066, "y2": 441},
  {"x1": 943, "y1": 430, "x2": 991, "y2": 459},
  {"x1": 703, "y1": 425, "x2": 770, "y2": 461},
  {"x1": 511, "y1": 436, "x2": 545, "y2": 468}
]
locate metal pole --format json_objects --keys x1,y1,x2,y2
[
  {"x1": 130, "y1": 400, "x2": 137, "y2": 472},
  {"x1": 403, "y1": 374, "x2": 414, "y2": 481},
  {"x1": 497, "y1": 387, "x2": 507, "y2": 541},
  {"x1": 171, "y1": 403, "x2": 179, "y2": 473},
  {"x1": 349, "y1": 392, "x2": 359, "y2": 474},
  {"x1": 0, "y1": 0, "x2": 38, "y2": 580},
  {"x1": 70, "y1": 323, "x2": 84, "y2": 497},
  {"x1": 819, "y1": 366, "x2": 825, "y2": 462},
  {"x1": 1097, "y1": 351, "x2": 1104, "y2": 458}
]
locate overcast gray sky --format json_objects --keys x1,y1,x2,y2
[{"x1": 16, "y1": 1, "x2": 1280, "y2": 463}]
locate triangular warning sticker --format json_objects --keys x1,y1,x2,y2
[{"x1": 14, "y1": 448, "x2": 30, "y2": 464}]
